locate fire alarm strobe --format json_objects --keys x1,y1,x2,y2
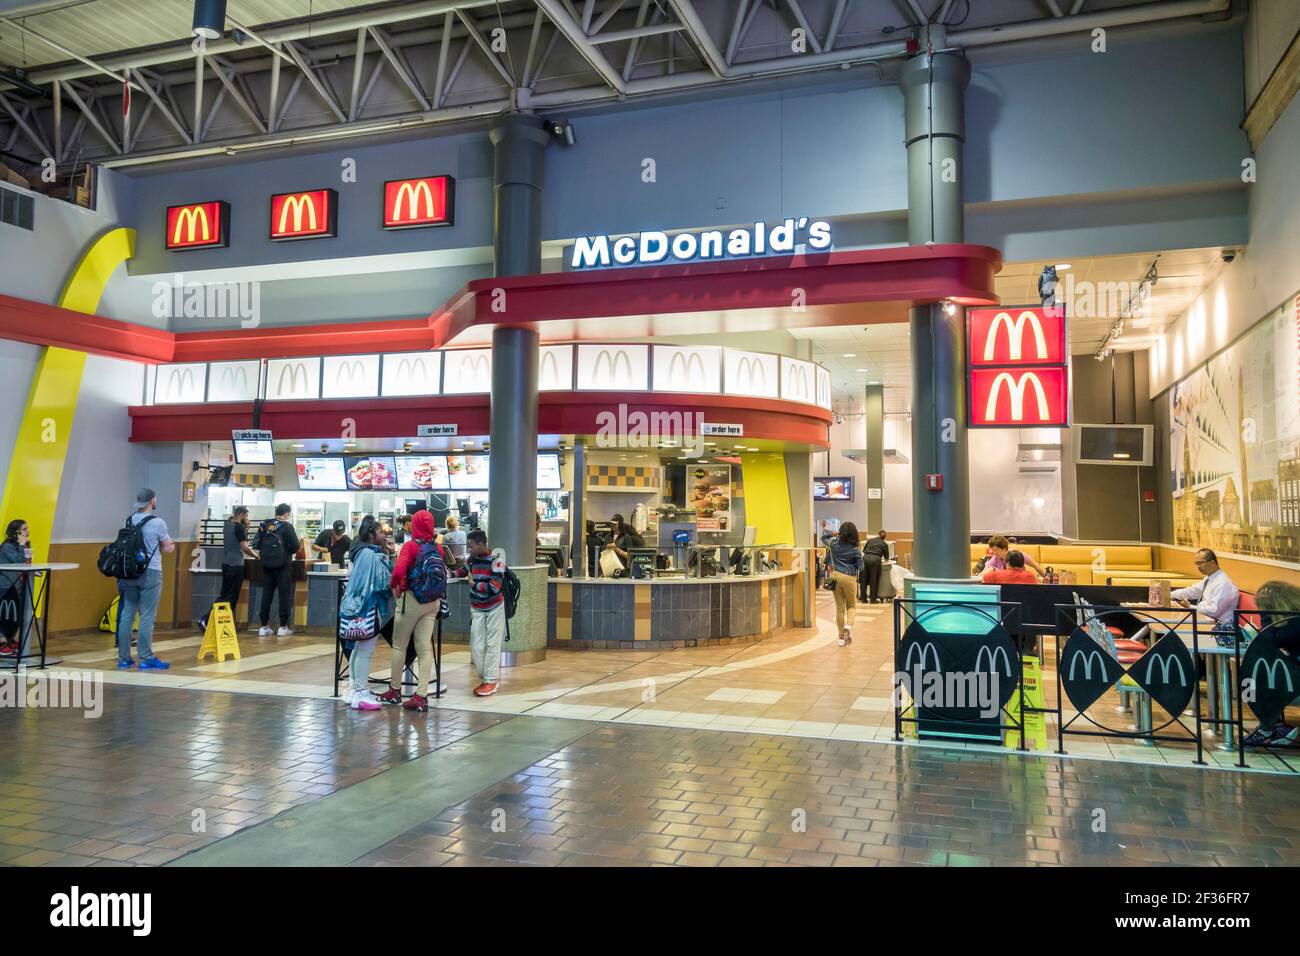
[{"x1": 925, "y1": 474, "x2": 943, "y2": 492}]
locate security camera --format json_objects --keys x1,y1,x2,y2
[
  {"x1": 544, "y1": 118, "x2": 576, "y2": 147},
  {"x1": 402, "y1": 442, "x2": 413, "y2": 452},
  {"x1": 319, "y1": 442, "x2": 329, "y2": 454},
  {"x1": 482, "y1": 441, "x2": 490, "y2": 453},
  {"x1": 1221, "y1": 248, "x2": 1237, "y2": 263}
]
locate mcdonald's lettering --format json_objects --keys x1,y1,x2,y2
[
  {"x1": 165, "y1": 201, "x2": 228, "y2": 250},
  {"x1": 968, "y1": 305, "x2": 1066, "y2": 366},
  {"x1": 270, "y1": 189, "x2": 337, "y2": 241},
  {"x1": 383, "y1": 176, "x2": 454, "y2": 229},
  {"x1": 970, "y1": 367, "x2": 1068, "y2": 427}
]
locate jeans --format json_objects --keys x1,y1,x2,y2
[
  {"x1": 259, "y1": 564, "x2": 294, "y2": 627},
  {"x1": 117, "y1": 568, "x2": 163, "y2": 663}
]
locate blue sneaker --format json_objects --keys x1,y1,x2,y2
[
  {"x1": 117, "y1": 659, "x2": 135, "y2": 670},
  {"x1": 139, "y1": 657, "x2": 170, "y2": 670}
]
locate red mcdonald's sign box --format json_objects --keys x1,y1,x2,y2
[
  {"x1": 269, "y1": 188, "x2": 337, "y2": 241},
  {"x1": 165, "y1": 200, "x2": 229, "y2": 250},
  {"x1": 967, "y1": 304, "x2": 1070, "y2": 428},
  {"x1": 383, "y1": 175, "x2": 455, "y2": 230}
]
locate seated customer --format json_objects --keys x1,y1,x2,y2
[
  {"x1": 1243, "y1": 580, "x2": 1300, "y2": 748},
  {"x1": 982, "y1": 534, "x2": 1047, "y2": 578},
  {"x1": 982, "y1": 549, "x2": 1039, "y2": 585},
  {"x1": 1171, "y1": 547, "x2": 1240, "y2": 633}
]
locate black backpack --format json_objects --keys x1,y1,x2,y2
[
  {"x1": 501, "y1": 567, "x2": 521, "y2": 643},
  {"x1": 97, "y1": 515, "x2": 158, "y2": 579},
  {"x1": 258, "y1": 520, "x2": 287, "y2": 568}
]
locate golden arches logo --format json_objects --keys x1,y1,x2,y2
[
  {"x1": 1252, "y1": 657, "x2": 1295, "y2": 693},
  {"x1": 333, "y1": 359, "x2": 368, "y2": 387},
  {"x1": 453, "y1": 352, "x2": 489, "y2": 386},
  {"x1": 735, "y1": 356, "x2": 768, "y2": 391},
  {"x1": 275, "y1": 362, "x2": 310, "y2": 396},
  {"x1": 1144, "y1": 652, "x2": 1187, "y2": 687},
  {"x1": 218, "y1": 364, "x2": 249, "y2": 394},
  {"x1": 666, "y1": 350, "x2": 705, "y2": 387},
  {"x1": 165, "y1": 366, "x2": 196, "y2": 399},
  {"x1": 592, "y1": 349, "x2": 633, "y2": 386},
  {"x1": 784, "y1": 363, "x2": 810, "y2": 399},
  {"x1": 172, "y1": 206, "x2": 210, "y2": 245},
  {"x1": 278, "y1": 194, "x2": 318, "y2": 234},
  {"x1": 539, "y1": 349, "x2": 562, "y2": 388},
  {"x1": 393, "y1": 180, "x2": 436, "y2": 222},
  {"x1": 1067, "y1": 648, "x2": 1108, "y2": 682},
  {"x1": 983, "y1": 309, "x2": 1048, "y2": 362},
  {"x1": 395, "y1": 356, "x2": 429, "y2": 380},
  {"x1": 985, "y1": 371, "x2": 1050, "y2": 422}
]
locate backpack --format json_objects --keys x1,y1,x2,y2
[
  {"x1": 502, "y1": 567, "x2": 521, "y2": 619},
  {"x1": 408, "y1": 541, "x2": 448, "y2": 608},
  {"x1": 258, "y1": 520, "x2": 287, "y2": 568},
  {"x1": 97, "y1": 515, "x2": 157, "y2": 579}
]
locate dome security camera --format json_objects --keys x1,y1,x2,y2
[
  {"x1": 319, "y1": 443, "x2": 329, "y2": 454},
  {"x1": 1221, "y1": 249, "x2": 1237, "y2": 263}
]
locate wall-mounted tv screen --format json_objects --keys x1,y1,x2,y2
[
  {"x1": 233, "y1": 439, "x2": 274, "y2": 465},
  {"x1": 1073, "y1": 424, "x2": 1153, "y2": 466},
  {"x1": 814, "y1": 477, "x2": 854, "y2": 501},
  {"x1": 537, "y1": 453, "x2": 562, "y2": 490},
  {"x1": 296, "y1": 457, "x2": 346, "y2": 491},
  {"x1": 447, "y1": 454, "x2": 489, "y2": 490},
  {"x1": 395, "y1": 455, "x2": 451, "y2": 491},
  {"x1": 344, "y1": 455, "x2": 397, "y2": 490}
]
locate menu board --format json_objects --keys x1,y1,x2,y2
[
  {"x1": 344, "y1": 455, "x2": 397, "y2": 491},
  {"x1": 446, "y1": 454, "x2": 489, "y2": 489},
  {"x1": 233, "y1": 439, "x2": 274, "y2": 465},
  {"x1": 537, "y1": 453, "x2": 561, "y2": 490},
  {"x1": 686, "y1": 465, "x2": 731, "y2": 515},
  {"x1": 295, "y1": 457, "x2": 346, "y2": 491},
  {"x1": 395, "y1": 455, "x2": 451, "y2": 491}
]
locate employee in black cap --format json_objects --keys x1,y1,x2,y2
[{"x1": 312, "y1": 519, "x2": 352, "y2": 567}]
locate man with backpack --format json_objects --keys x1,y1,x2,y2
[
  {"x1": 108, "y1": 489, "x2": 175, "y2": 670},
  {"x1": 254, "y1": 503, "x2": 301, "y2": 637},
  {"x1": 466, "y1": 528, "x2": 514, "y2": 697},
  {"x1": 378, "y1": 510, "x2": 448, "y2": 711}
]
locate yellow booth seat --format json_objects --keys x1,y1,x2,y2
[
  {"x1": 969, "y1": 543, "x2": 1041, "y2": 562},
  {"x1": 1039, "y1": 544, "x2": 1152, "y2": 570}
]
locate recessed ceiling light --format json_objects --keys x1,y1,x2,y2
[
  {"x1": 1055, "y1": 263, "x2": 1072, "y2": 271},
  {"x1": 842, "y1": 353, "x2": 856, "y2": 358},
  {"x1": 291, "y1": 443, "x2": 304, "y2": 449},
  {"x1": 856, "y1": 368, "x2": 869, "y2": 372},
  {"x1": 868, "y1": 380, "x2": 880, "y2": 385}
]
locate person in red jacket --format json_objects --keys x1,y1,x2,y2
[{"x1": 377, "y1": 510, "x2": 446, "y2": 711}]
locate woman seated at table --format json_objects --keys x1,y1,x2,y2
[
  {"x1": 981, "y1": 549, "x2": 1039, "y2": 585},
  {"x1": 976, "y1": 535, "x2": 1047, "y2": 578},
  {"x1": 1243, "y1": 580, "x2": 1300, "y2": 749},
  {"x1": 0, "y1": 519, "x2": 28, "y2": 657}
]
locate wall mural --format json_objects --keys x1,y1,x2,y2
[{"x1": 1169, "y1": 295, "x2": 1300, "y2": 561}]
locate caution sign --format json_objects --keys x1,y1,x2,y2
[
  {"x1": 1005, "y1": 655, "x2": 1047, "y2": 750},
  {"x1": 197, "y1": 602, "x2": 241, "y2": 663}
]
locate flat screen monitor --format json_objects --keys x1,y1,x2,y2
[
  {"x1": 395, "y1": 455, "x2": 451, "y2": 491},
  {"x1": 295, "y1": 456, "x2": 347, "y2": 491},
  {"x1": 447, "y1": 454, "x2": 489, "y2": 490},
  {"x1": 1072, "y1": 424, "x2": 1153, "y2": 466},
  {"x1": 232, "y1": 439, "x2": 274, "y2": 465},
  {"x1": 537, "y1": 453, "x2": 562, "y2": 490},
  {"x1": 344, "y1": 455, "x2": 397, "y2": 491},
  {"x1": 813, "y1": 477, "x2": 854, "y2": 501}
]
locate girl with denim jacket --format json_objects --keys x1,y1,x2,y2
[{"x1": 340, "y1": 516, "x2": 394, "y2": 711}]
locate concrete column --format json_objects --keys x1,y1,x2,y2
[
  {"x1": 487, "y1": 113, "x2": 548, "y2": 570},
  {"x1": 864, "y1": 383, "x2": 884, "y2": 534},
  {"x1": 900, "y1": 46, "x2": 972, "y2": 579}
]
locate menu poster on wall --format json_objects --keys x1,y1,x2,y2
[
  {"x1": 537, "y1": 453, "x2": 562, "y2": 491},
  {"x1": 344, "y1": 455, "x2": 397, "y2": 491},
  {"x1": 395, "y1": 456, "x2": 451, "y2": 491},
  {"x1": 296, "y1": 457, "x2": 347, "y2": 491},
  {"x1": 686, "y1": 465, "x2": 730, "y2": 514},
  {"x1": 447, "y1": 454, "x2": 489, "y2": 489}
]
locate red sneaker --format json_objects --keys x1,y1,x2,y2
[
  {"x1": 473, "y1": 682, "x2": 499, "y2": 697},
  {"x1": 403, "y1": 693, "x2": 428, "y2": 712},
  {"x1": 375, "y1": 688, "x2": 402, "y2": 705},
  {"x1": 0, "y1": 643, "x2": 14, "y2": 657}
]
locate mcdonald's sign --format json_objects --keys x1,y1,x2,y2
[
  {"x1": 165, "y1": 200, "x2": 229, "y2": 250},
  {"x1": 270, "y1": 188, "x2": 337, "y2": 241},
  {"x1": 383, "y1": 176, "x2": 454, "y2": 230},
  {"x1": 970, "y1": 367, "x2": 1068, "y2": 427},
  {"x1": 968, "y1": 306, "x2": 1066, "y2": 367},
  {"x1": 967, "y1": 303, "x2": 1069, "y2": 428}
]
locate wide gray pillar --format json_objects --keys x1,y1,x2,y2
[
  {"x1": 901, "y1": 48, "x2": 972, "y2": 579},
  {"x1": 864, "y1": 383, "x2": 884, "y2": 534},
  {"x1": 487, "y1": 113, "x2": 548, "y2": 569}
]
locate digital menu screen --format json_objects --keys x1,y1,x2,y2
[
  {"x1": 537, "y1": 453, "x2": 561, "y2": 490},
  {"x1": 395, "y1": 455, "x2": 451, "y2": 491},
  {"x1": 295, "y1": 457, "x2": 346, "y2": 491},
  {"x1": 446, "y1": 454, "x2": 489, "y2": 490},
  {"x1": 813, "y1": 477, "x2": 853, "y2": 501},
  {"x1": 233, "y1": 439, "x2": 275, "y2": 465},
  {"x1": 344, "y1": 455, "x2": 397, "y2": 491}
]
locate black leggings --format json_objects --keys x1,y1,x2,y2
[
  {"x1": 259, "y1": 564, "x2": 294, "y2": 627},
  {"x1": 860, "y1": 555, "x2": 883, "y2": 601}
]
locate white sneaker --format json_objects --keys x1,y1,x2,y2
[
  {"x1": 276, "y1": 626, "x2": 293, "y2": 637},
  {"x1": 258, "y1": 626, "x2": 273, "y2": 637},
  {"x1": 837, "y1": 635, "x2": 846, "y2": 647}
]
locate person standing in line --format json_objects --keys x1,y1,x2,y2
[
  {"x1": 861, "y1": 530, "x2": 890, "y2": 603},
  {"x1": 378, "y1": 510, "x2": 447, "y2": 711},
  {"x1": 339, "y1": 516, "x2": 395, "y2": 711},
  {"x1": 0, "y1": 519, "x2": 29, "y2": 658},
  {"x1": 254, "y1": 503, "x2": 301, "y2": 637},
  {"x1": 824, "y1": 522, "x2": 863, "y2": 647},
  {"x1": 199, "y1": 506, "x2": 258, "y2": 631},
  {"x1": 116, "y1": 488, "x2": 175, "y2": 670},
  {"x1": 466, "y1": 529, "x2": 506, "y2": 697}
]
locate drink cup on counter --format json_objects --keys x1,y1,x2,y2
[{"x1": 23, "y1": 547, "x2": 32, "y2": 564}]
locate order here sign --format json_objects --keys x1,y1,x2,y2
[{"x1": 967, "y1": 305, "x2": 1069, "y2": 428}]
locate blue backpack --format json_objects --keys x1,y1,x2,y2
[{"x1": 408, "y1": 541, "x2": 449, "y2": 614}]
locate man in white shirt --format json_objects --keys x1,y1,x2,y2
[{"x1": 1171, "y1": 548, "x2": 1240, "y2": 632}]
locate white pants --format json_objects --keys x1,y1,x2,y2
[{"x1": 470, "y1": 604, "x2": 505, "y2": 683}]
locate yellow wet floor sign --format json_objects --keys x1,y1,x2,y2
[
  {"x1": 1005, "y1": 655, "x2": 1047, "y2": 751},
  {"x1": 197, "y1": 602, "x2": 241, "y2": 663}
]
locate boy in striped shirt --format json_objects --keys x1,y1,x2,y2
[{"x1": 466, "y1": 529, "x2": 504, "y2": 697}]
